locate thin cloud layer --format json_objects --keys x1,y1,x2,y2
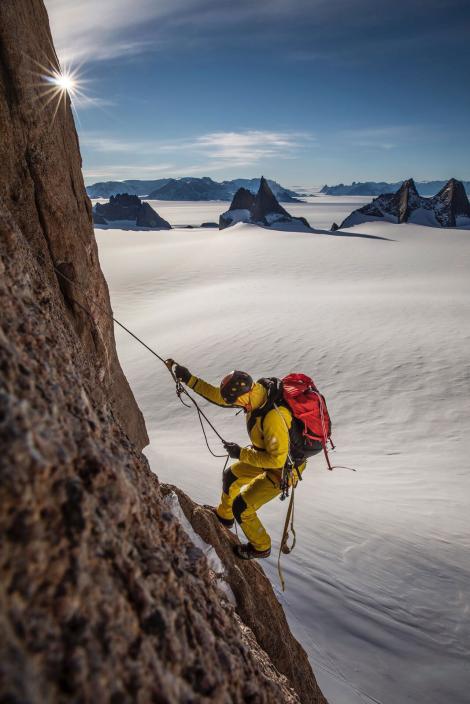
[
  {"x1": 161, "y1": 131, "x2": 315, "y2": 166},
  {"x1": 46, "y1": 0, "x2": 466, "y2": 63},
  {"x1": 339, "y1": 126, "x2": 422, "y2": 150},
  {"x1": 46, "y1": 0, "x2": 176, "y2": 62},
  {"x1": 81, "y1": 130, "x2": 315, "y2": 178}
]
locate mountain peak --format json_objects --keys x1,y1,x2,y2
[
  {"x1": 220, "y1": 177, "x2": 309, "y2": 230},
  {"x1": 251, "y1": 177, "x2": 289, "y2": 222},
  {"x1": 390, "y1": 178, "x2": 421, "y2": 222},
  {"x1": 338, "y1": 177, "x2": 470, "y2": 229},
  {"x1": 401, "y1": 178, "x2": 418, "y2": 193},
  {"x1": 229, "y1": 187, "x2": 256, "y2": 211},
  {"x1": 432, "y1": 178, "x2": 470, "y2": 226}
]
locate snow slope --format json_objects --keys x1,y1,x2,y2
[{"x1": 96, "y1": 211, "x2": 470, "y2": 704}]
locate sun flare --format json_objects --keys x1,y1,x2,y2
[
  {"x1": 51, "y1": 72, "x2": 77, "y2": 93},
  {"x1": 45, "y1": 68, "x2": 80, "y2": 97},
  {"x1": 31, "y1": 61, "x2": 87, "y2": 122}
]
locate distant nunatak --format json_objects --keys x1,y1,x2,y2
[{"x1": 86, "y1": 176, "x2": 302, "y2": 202}]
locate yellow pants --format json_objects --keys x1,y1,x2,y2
[{"x1": 217, "y1": 461, "x2": 305, "y2": 552}]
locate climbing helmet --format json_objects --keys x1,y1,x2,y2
[{"x1": 220, "y1": 370, "x2": 253, "y2": 403}]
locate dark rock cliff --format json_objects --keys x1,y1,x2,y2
[
  {"x1": 161, "y1": 486, "x2": 327, "y2": 704},
  {"x1": 0, "y1": 1, "x2": 327, "y2": 703},
  {"x1": 0, "y1": 0, "x2": 147, "y2": 452}
]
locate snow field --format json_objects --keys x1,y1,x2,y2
[{"x1": 96, "y1": 211, "x2": 470, "y2": 704}]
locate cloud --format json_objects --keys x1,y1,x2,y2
[
  {"x1": 80, "y1": 130, "x2": 315, "y2": 183},
  {"x1": 157, "y1": 130, "x2": 315, "y2": 166},
  {"x1": 81, "y1": 130, "x2": 315, "y2": 175},
  {"x1": 45, "y1": 0, "x2": 269, "y2": 63},
  {"x1": 193, "y1": 131, "x2": 313, "y2": 163},
  {"x1": 338, "y1": 126, "x2": 422, "y2": 150},
  {"x1": 82, "y1": 163, "x2": 175, "y2": 182},
  {"x1": 46, "y1": 0, "x2": 468, "y2": 66},
  {"x1": 45, "y1": 0, "x2": 176, "y2": 62},
  {"x1": 80, "y1": 135, "x2": 158, "y2": 153}
]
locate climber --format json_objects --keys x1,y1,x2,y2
[{"x1": 173, "y1": 364, "x2": 306, "y2": 560}]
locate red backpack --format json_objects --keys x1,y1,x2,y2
[{"x1": 281, "y1": 373, "x2": 334, "y2": 470}]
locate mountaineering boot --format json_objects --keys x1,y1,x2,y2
[
  {"x1": 204, "y1": 505, "x2": 234, "y2": 529},
  {"x1": 234, "y1": 542, "x2": 271, "y2": 560}
]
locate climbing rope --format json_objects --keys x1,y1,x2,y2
[
  {"x1": 37, "y1": 252, "x2": 230, "y2": 457},
  {"x1": 277, "y1": 483, "x2": 297, "y2": 591},
  {"x1": 272, "y1": 403, "x2": 301, "y2": 591}
]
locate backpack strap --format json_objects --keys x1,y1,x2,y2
[{"x1": 247, "y1": 377, "x2": 283, "y2": 432}]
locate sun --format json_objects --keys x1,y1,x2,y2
[
  {"x1": 51, "y1": 72, "x2": 77, "y2": 94},
  {"x1": 30, "y1": 58, "x2": 100, "y2": 123},
  {"x1": 46, "y1": 68, "x2": 80, "y2": 98},
  {"x1": 30, "y1": 60, "x2": 86, "y2": 123}
]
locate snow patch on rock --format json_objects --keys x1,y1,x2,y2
[{"x1": 163, "y1": 490, "x2": 236, "y2": 605}]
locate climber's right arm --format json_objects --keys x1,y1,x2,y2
[{"x1": 174, "y1": 364, "x2": 232, "y2": 407}]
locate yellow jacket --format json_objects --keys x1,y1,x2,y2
[{"x1": 187, "y1": 375, "x2": 292, "y2": 471}]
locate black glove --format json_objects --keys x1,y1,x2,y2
[
  {"x1": 174, "y1": 364, "x2": 191, "y2": 384},
  {"x1": 224, "y1": 442, "x2": 241, "y2": 460}
]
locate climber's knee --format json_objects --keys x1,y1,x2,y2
[
  {"x1": 222, "y1": 466, "x2": 238, "y2": 495},
  {"x1": 233, "y1": 494, "x2": 248, "y2": 524}
]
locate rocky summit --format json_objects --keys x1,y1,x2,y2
[
  {"x1": 339, "y1": 178, "x2": 470, "y2": 229},
  {"x1": 93, "y1": 194, "x2": 172, "y2": 228},
  {"x1": 432, "y1": 178, "x2": 470, "y2": 227},
  {"x1": 219, "y1": 177, "x2": 311, "y2": 230},
  {"x1": 0, "y1": 2, "x2": 327, "y2": 703}
]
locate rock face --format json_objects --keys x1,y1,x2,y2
[
  {"x1": 0, "y1": 2, "x2": 327, "y2": 703},
  {"x1": 339, "y1": 178, "x2": 470, "y2": 229},
  {"x1": 0, "y1": 0, "x2": 147, "y2": 452},
  {"x1": 432, "y1": 178, "x2": 470, "y2": 227},
  {"x1": 94, "y1": 194, "x2": 171, "y2": 229},
  {"x1": 161, "y1": 486, "x2": 328, "y2": 704},
  {"x1": 220, "y1": 177, "x2": 311, "y2": 230},
  {"x1": 251, "y1": 177, "x2": 291, "y2": 222},
  {"x1": 230, "y1": 187, "x2": 256, "y2": 211},
  {"x1": 387, "y1": 178, "x2": 422, "y2": 223},
  {"x1": 136, "y1": 201, "x2": 171, "y2": 228}
]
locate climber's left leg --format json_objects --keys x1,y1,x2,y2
[{"x1": 232, "y1": 472, "x2": 280, "y2": 553}]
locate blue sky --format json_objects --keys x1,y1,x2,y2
[{"x1": 45, "y1": 0, "x2": 470, "y2": 187}]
